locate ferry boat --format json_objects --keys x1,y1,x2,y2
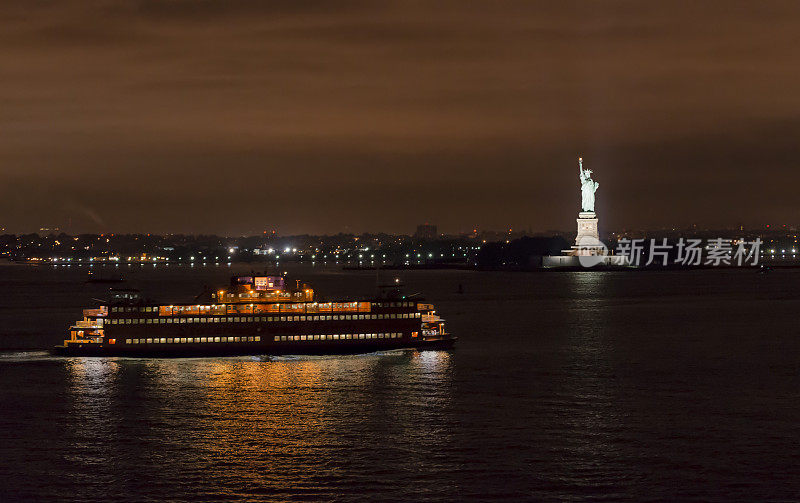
[{"x1": 53, "y1": 275, "x2": 455, "y2": 357}]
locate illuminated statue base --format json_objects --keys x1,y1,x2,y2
[{"x1": 566, "y1": 211, "x2": 605, "y2": 256}]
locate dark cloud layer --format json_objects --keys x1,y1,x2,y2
[{"x1": 2, "y1": 1, "x2": 799, "y2": 234}]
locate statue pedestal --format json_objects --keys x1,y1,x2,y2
[{"x1": 565, "y1": 211, "x2": 605, "y2": 256}]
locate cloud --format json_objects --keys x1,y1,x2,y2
[{"x1": 1, "y1": 1, "x2": 799, "y2": 233}]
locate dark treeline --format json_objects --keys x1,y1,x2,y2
[{"x1": 476, "y1": 237, "x2": 570, "y2": 269}]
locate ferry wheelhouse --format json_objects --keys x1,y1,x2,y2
[{"x1": 54, "y1": 275, "x2": 454, "y2": 357}]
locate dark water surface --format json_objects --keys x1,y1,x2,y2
[{"x1": 1, "y1": 264, "x2": 800, "y2": 502}]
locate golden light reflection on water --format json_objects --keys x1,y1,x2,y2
[
  {"x1": 61, "y1": 350, "x2": 456, "y2": 496},
  {"x1": 66, "y1": 357, "x2": 120, "y2": 393}
]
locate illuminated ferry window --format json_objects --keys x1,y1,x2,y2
[
  {"x1": 158, "y1": 338, "x2": 165, "y2": 343},
  {"x1": 212, "y1": 337, "x2": 219, "y2": 342},
  {"x1": 233, "y1": 317, "x2": 240, "y2": 322},
  {"x1": 247, "y1": 336, "x2": 253, "y2": 341},
  {"x1": 132, "y1": 339, "x2": 139, "y2": 344},
  {"x1": 165, "y1": 338, "x2": 172, "y2": 343},
  {"x1": 299, "y1": 335, "x2": 306, "y2": 341},
  {"x1": 125, "y1": 339, "x2": 131, "y2": 344}
]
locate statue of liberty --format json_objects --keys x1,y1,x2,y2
[{"x1": 578, "y1": 157, "x2": 599, "y2": 212}]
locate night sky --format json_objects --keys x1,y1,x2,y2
[{"x1": 2, "y1": 1, "x2": 799, "y2": 235}]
